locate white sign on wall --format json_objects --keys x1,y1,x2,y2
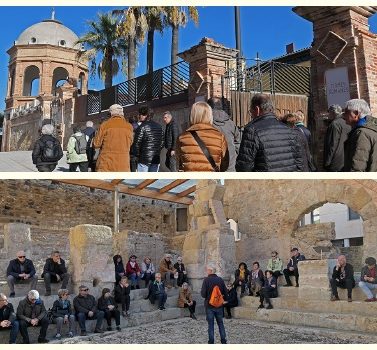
[{"x1": 324, "y1": 67, "x2": 351, "y2": 108}]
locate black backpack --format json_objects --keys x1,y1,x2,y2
[
  {"x1": 41, "y1": 138, "x2": 61, "y2": 162},
  {"x1": 73, "y1": 134, "x2": 87, "y2": 155}
]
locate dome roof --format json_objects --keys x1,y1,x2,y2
[{"x1": 15, "y1": 19, "x2": 79, "y2": 49}]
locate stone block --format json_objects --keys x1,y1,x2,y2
[
  {"x1": 299, "y1": 286, "x2": 330, "y2": 300},
  {"x1": 3, "y1": 223, "x2": 32, "y2": 258},
  {"x1": 196, "y1": 216, "x2": 215, "y2": 228},
  {"x1": 209, "y1": 199, "x2": 227, "y2": 225},
  {"x1": 189, "y1": 201, "x2": 211, "y2": 217},
  {"x1": 182, "y1": 234, "x2": 202, "y2": 251},
  {"x1": 298, "y1": 259, "x2": 329, "y2": 275},
  {"x1": 195, "y1": 181, "x2": 226, "y2": 202}
]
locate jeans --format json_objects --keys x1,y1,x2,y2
[
  {"x1": 128, "y1": 273, "x2": 141, "y2": 288},
  {"x1": 53, "y1": 315, "x2": 75, "y2": 334},
  {"x1": 19, "y1": 317, "x2": 49, "y2": 342},
  {"x1": 44, "y1": 272, "x2": 70, "y2": 292},
  {"x1": 142, "y1": 272, "x2": 155, "y2": 288},
  {"x1": 157, "y1": 293, "x2": 167, "y2": 308},
  {"x1": 206, "y1": 306, "x2": 227, "y2": 344},
  {"x1": 7, "y1": 275, "x2": 38, "y2": 294},
  {"x1": 104, "y1": 309, "x2": 121, "y2": 327},
  {"x1": 234, "y1": 279, "x2": 247, "y2": 294},
  {"x1": 330, "y1": 278, "x2": 355, "y2": 298},
  {"x1": 0, "y1": 320, "x2": 19, "y2": 344},
  {"x1": 165, "y1": 150, "x2": 177, "y2": 172},
  {"x1": 359, "y1": 281, "x2": 377, "y2": 299},
  {"x1": 137, "y1": 163, "x2": 160, "y2": 172},
  {"x1": 260, "y1": 287, "x2": 277, "y2": 306},
  {"x1": 77, "y1": 311, "x2": 104, "y2": 331},
  {"x1": 69, "y1": 162, "x2": 89, "y2": 172}
]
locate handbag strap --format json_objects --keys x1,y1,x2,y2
[{"x1": 189, "y1": 131, "x2": 220, "y2": 172}]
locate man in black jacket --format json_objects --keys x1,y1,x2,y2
[
  {"x1": 6, "y1": 251, "x2": 38, "y2": 298},
  {"x1": 0, "y1": 293, "x2": 19, "y2": 344},
  {"x1": 73, "y1": 285, "x2": 104, "y2": 336},
  {"x1": 42, "y1": 250, "x2": 70, "y2": 296},
  {"x1": 163, "y1": 111, "x2": 179, "y2": 171},
  {"x1": 201, "y1": 266, "x2": 228, "y2": 344},
  {"x1": 330, "y1": 255, "x2": 355, "y2": 302},
  {"x1": 132, "y1": 106, "x2": 164, "y2": 172},
  {"x1": 283, "y1": 248, "x2": 306, "y2": 287},
  {"x1": 236, "y1": 93, "x2": 304, "y2": 172},
  {"x1": 324, "y1": 105, "x2": 351, "y2": 171}
]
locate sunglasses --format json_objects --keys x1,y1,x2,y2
[
  {"x1": 80, "y1": 289, "x2": 89, "y2": 292},
  {"x1": 18, "y1": 256, "x2": 26, "y2": 258}
]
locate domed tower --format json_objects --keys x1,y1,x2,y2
[{"x1": 2, "y1": 11, "x2": 88, "y2": 151}]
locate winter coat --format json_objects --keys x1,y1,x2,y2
[
  {"x1": 201, "y1": 273, "x2": 228, "y2": 308},
  {"x1": 52, "y1": 299, "x2": 73, "y2": 318},
  {"x1": 360, "y1": 265, "x2": 377, "y2": 284},
  {"x1": 267, "y1": 258, "x2": 283, "y2": 273},
  {"x1": 73, "y1": 294, "x2": 97, "y2": 314},
  {"x1": 295, "y1": 123, "x2": 312, "y2": 148},
  {"x1": 66, "y1": 132, "x2": 89, "y2": 164},
  {"x1": 234, "y1": 268, "x2": 250, "y2": 282},
  {"x1": 132, "y1": 120, "x2": 164, "y2": 165},
  {"x1": 42, "y1": 257, "x2": 67, "y2": 278},
  {"x1": 159, "y1": 258, "x2": 175, "y2": 275},
  {"x1": 126, "y1": 261, "x2": 141, "y2": 276},
  {"x1": 0, "y1": 303, "x2": 16, "y2": 322},
  {"x1": 262, "y1": 276, "x2": 278, "y2": 297},
  {"x1": 177, "y1": 123, "x2": 229, "y2": 172},
  {"x1": 164, "y1": 118, "x2": 179, "y2": 150},
  {"x1": 113, "y1": 255, "x2": 126, "y2": 281},
  {"x1": 344, "y1": 116, "x2": 377, "y2": 172},
  {"x1": 236, "y1": 114, "x2": 304, "y2": 172},
  {"x1": 97, "y1": 296, "x2": 118, "y2": 312},
  {"x1": 294, "y1": 127, "x2": 313, "y2": 172},
  {"x1": 177, "y1": 288, "x2": 194, "y2": 308},
  {"x1": 332, "y1": 263, "x2": 355, "y2": 285},
  {"x1": 141, "y1": 262, "x2": 155, "y2": 276},
  {"x1": 93, "y1": 115, "x2": 134, "y2": 171},
  {"x1": 324, "y1": 116, "x2": 351, "y2": 171},
  {"x1": 148, "y1": 280, "x2": 166, "y2": 305},
  {"x1": 114, "y1": 283, "x2": 131, "y2": 302},
  {"x1": 173, "y1": 262, "x2": 186, "y2": 274},
  {"x1": 226, "y1": 288, "x2": 238, "y2": 308},
  {"x1": 212, "y1": 109, "x2": 241, "y2": 171},
  {"x1": 7, "y1": 258, "x2": 36, "y2": 279},
  {"x1": 287, "y1": 253, "x2": 306, "y2": 269},
  {"x1": 17, "y1": 298, "x2": 47, "y2": 322},
  {"x1": 32, "y1": 134, "x2": 63, "y2": 166}
]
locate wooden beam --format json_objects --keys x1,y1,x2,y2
[
  {"x1": 176, "y1": 185, "x2": 196, "y2": 198},
  {"x1": 111, "y1": 179, "x2": 124, "y2": 185},
  {"x1": 159, "y1": 179, "x2": 188, "y2": 194},
  {"x1": 56, "y1": 179, "x2": 115, "y2": 192},
  {"x1": 136, "y1": 179, "x2": 156, "y2": 190}
]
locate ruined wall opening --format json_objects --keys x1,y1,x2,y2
[
  {"x1": 23, "y1": 65, "x2": 40, "y2": 96},
  {"x1": 52, "y1": 67, "x2": 69, "y2": 95}
]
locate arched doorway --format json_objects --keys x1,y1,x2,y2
[
  {"x1": 52, "y1": 67, "x2": 69, "y2": 95},
  {"x1": 23, "y1": 65, "x2": 40, "y2": 96}
]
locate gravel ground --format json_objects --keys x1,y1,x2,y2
[{"x1": 59, "y1": 316, "x2": 377, "y2": 344}]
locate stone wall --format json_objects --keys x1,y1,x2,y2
[{"x1": 340, "y1": 246, "x2": 363, "y2": 271}]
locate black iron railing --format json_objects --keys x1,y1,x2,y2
[{"x1": 86, "y1": 61, "x2": 190, "y2": 115}]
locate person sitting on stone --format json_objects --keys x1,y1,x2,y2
[
  {"x1": 330, "y1": 255, "x2": 355, "y2": 302},
  {"x1": 51, "y1": 288, "x2": 75, "y2": 339},
  {"x1": 73, "y1": 285, "x2": 104, "y2": 336},
  {"x1": 113, "y1": 254, "x2": 126, "y2": 284},
  {"x1": 233, "y1": 262, "x2": 249, "y2": 297},
  {"x1": 159, "y1": 254, "x2": 177, "y2": 288},
  {"x1": 174, "y1": 256, "x2": 188, "y2": 287},
  {"x1": 359, "y1": 256, "x2": 377, "y2": 302},
  {"x1": 141, "y1": 256, "x2": 156, "y2": 288},
  {"x1": 114, "y1": 276, "x2": 131, "y2": 317},
  {"x1": 283, "y1": 247, "x2": 306, "y2": 287},
  {"x1": 258, "y1": 270, "x2": 278, "y2": 310},
  {"x1": 42, "y1": 250, "x2": 70, "y2": 296},
  {"x1": 126, "y1": 255, "x2": 141, "y2": 290},
  {"x1": 17, "y1": 290, "x2": 49, "y2": 343},
  {"x1": 147, "y1": 273, "x2": 168, "y2": 310},
  {"x1": 248, "y1": 261, "x2": 265, "y2": 297},
  {"x1": 224, "y1": 282, "x2": 238, "y2": 319},
  {"x1": 178, "y1": 282, "x2": 197, "y2": 320},
  {"x1": 6, "y1": 250, "x2": 38, "y2": 298},
  {"x1": 97, "y1": 288, "x2": 121, "y2": 332},
  {"x1": 0, "y1": 293, "x2": 19, "y2": 344},
  {"x1": 267, "y1": 251, "x2": 284, "y2": 279}
]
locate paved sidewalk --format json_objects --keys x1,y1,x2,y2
[{"x1": 0, "y1": 151, "x2": 69, "y2": 172}]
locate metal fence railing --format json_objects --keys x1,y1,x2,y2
[{"x1": 86, "y1": 61, "x2": 190, "y2": 115}]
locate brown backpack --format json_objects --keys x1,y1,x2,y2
[{"x1": 209, "y1": 285, "x2": 224, "y2": 308}]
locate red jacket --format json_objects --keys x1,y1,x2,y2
[{"x1": 126, "y1": 261, "x2": 141, "y2": 276}]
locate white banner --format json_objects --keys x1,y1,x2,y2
[{"x1": 325, "y1": 67, "x2": 351, "y2": 108}]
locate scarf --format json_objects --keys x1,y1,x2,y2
[{"x1": 239, "y1": 269, "x2": 245, "y2": 281}]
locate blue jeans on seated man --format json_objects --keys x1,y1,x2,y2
[
  {"x1": 206, "y1": 306, "x2": 227, "y2": 344},
  {"x1": 128, "y1": 273, "x2": 141, "y2": 289},
  {"x1": 137, "y1": 163, "x2": 160, "y2": 172},
  {"x1": 156, "y1": 292, "x2": 167, "y2": 309},
  {"x1": 0, "y1": 320, "x2": 19, "y2": 344},
  {"x1": 359, "y1": 281, "x2": 377, "y2": 299},
  {"x1": 77, "y1": 311, "x2": 104, "y2": 331}
]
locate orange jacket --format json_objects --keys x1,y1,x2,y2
[
  {"x1": 177, "y1": 123, "x2": 229, "y2": 172},
  {"x1": 93, "y1": 115, "x2": 134, "y2": 172}
]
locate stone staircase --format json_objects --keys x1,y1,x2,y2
[{"x1": 0, "y1": 287, "x2": 205, "y2": 344}]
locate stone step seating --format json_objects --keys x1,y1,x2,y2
[
  {"x1": 0, "y1": 287, "x2": 204, "y2": 344},
  {"x1": 233, "y1": 286, "x2": 377, "y2": 334}
]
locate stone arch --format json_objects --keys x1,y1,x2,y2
[
  {"x1": 22, "y1": 65, "x2": 40, "y2": 96},
  {"x1": 52, "y1": 67, "x2": 69, "y2": 95}
]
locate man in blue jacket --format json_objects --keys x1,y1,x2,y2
[
  {"x1": 283, "y1": 248, "x2": 306, "y2": 287},
  {"x1": 6, "y1": 251, "x2": 38, "y2": 298}
]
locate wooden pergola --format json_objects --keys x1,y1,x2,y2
[{"x1": 54, "y1": 179, "x2": 196, "y2": 233}]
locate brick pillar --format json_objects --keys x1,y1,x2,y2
[
  {"x1": 178, "y1": 37, "x2": 238, "y2": 106},
  {"x1": 293, "y1": 6, "x2": 377, "y2": 169}
]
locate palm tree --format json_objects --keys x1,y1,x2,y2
[
  {"x1": 164, "y1": 7, "x2": 199, "y2": 66},
  {"x1": 114, "y1": 7, "x2": 147, "y2": 80},
  {"x1": 76, "y1": 13, "x2": 127, "y2": 89}
]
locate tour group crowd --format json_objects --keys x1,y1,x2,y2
[
  {"x1": 31, "y1": 93, "x2": 377, "y2": 172},
  {"x1": 1, "y1": 248, "x2": 377, "y2": 344}
]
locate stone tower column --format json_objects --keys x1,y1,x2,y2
[
  {"x1": 293, "y1": 6, "x2": 377, "y2": 168},
  {"x1": 182, "y1": 180, "x2": 236, "y2": 292}
]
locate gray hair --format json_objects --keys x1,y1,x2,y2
[
  {"x1": 41, "y1": 124, "x2": 54, "y2": 135},
  {"x1": 28, "y1": 290, "x2": 39, "y2": 299},
  {"x1": 58, "y1": 289, "x2": 69, "y2": 297},
  {"x1": 109, "y1": 104, "x2": 124, "y2": 117},
  {"x1": 344, "y1": 99, "x2": 371, "y2": 117},
  {"x1": 207, "y1": 265, "x2": 216, "y2": 274},
  {"x1": 86, "y1": 120, "x2": 94, "y2": 127},
  {"x1": 163, "y1": 111, "x2": 172, "y2": 119},
  {"x1": 328, "y1": 104, "x2": 342, "y2": 115}
]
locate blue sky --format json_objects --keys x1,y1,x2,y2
[{"x1": 1, "y1": 6, "x2": 377, "y2": 111}]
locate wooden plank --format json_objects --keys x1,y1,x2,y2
[
  {"x1": 176, "y1": 185, "x2": 196, "y2": 198},
  {"x1": 159, "y1": 179, "x2": 188, "y2": 194},
  {"x1": 111, "y1": 179, "x2": 124, "y2": 185},
  {"x1": 136, "y1": 179, "x2": 156, "y2": 190}
]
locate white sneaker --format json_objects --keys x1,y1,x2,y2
[{"x1": 55, "y1": 334, "x2": 61, "y2": 340}]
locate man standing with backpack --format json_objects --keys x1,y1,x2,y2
[
  {"x1": 32, "y1": 124, "x2": 63, "y2": 172},
  {"x1": 201, "y1": 265, "x2": 228, "y2": 344},
  {"x1": 66, "y1": 125, "x2": 89, "y2": 172}
]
